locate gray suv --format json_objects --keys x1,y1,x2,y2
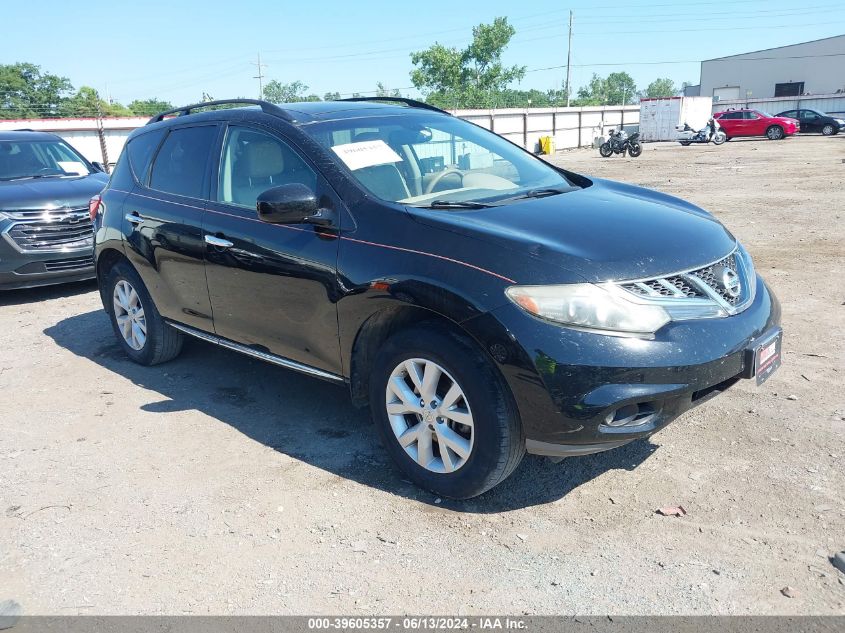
[{"x1": 0, "y1": 130, "x2": 108, "y2": 290}]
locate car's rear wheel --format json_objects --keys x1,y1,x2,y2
[
  {"x1": 766, "y1": 125, "x2": 784, "y2": 140},
  {"x1": 821, "y1": 123, "x2": 835, "y2": 136},
  {"x1": 105, "y1": 261, "x2": 183, "y2": 365},
  {"x1": 369, "y1": 324, "x2": 524, "y2": 499}
]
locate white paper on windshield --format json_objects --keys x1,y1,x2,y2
[
  {"x1": 331, "y1": 140, "x2": 402, "y2": 171},
  {"x1": 57, "y1": 161, "x2": 87, "y2": 175}
]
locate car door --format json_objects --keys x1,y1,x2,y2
[
  {"x1": 203, "y1": 123, "x2": 343, "y2": 375},
  {"x1": 123, "y1": 123, "x2": 219, "y2": 331},
  {"x1": 799, "y1": 110, "x2": 821, "y2": 133},
  {"x1": 743, "y1": 111, "x2": 763, "y2": 135},
  {"x1": 716, "y1": 112, "x2": 740, "y2": 136}
]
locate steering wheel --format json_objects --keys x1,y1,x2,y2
[{"x1": 424, "y1": 168, "x2": 463, "y2": 194}]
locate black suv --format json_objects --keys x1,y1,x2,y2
[
  {"x1": 0, "y1": 131, "x2": 108, "y2": 290},
  {"x1": 94, "y1": 98, "x2": 782, "y2": 498}
]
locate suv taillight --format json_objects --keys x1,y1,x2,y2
[{"x1": 89, "y1": 195, "x2": 102, "y2": 221}]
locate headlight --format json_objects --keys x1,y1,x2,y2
[
  {"x1": 505, "y1": 283, "x2": 670, "y2": 334},
  {"x1": 836, "y1": 119, "x2": 845, "y2": 125}
]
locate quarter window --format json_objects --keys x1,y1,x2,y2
[
  {"x1": 149, "y1": 126, "x2": 217, "y2": 198},
  {"x1": 126, "y1": 129, "x2": 165, "y2": 183},
  {"x1": 217, "y1": 126, "x2": 316, "y2": 208}
]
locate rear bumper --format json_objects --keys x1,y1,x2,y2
[{"x1": 463, "y1": 275, "x2": 781, "y2": 454}]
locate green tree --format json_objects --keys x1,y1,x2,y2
[
  {"x1": 375, "y1": 82, "x2": 402, "y2": 98},
  {"x1": 410, "y1": 17, "x2": 526, "y2": 108},
  {"x1": 643, "y1": 77, "x2": 677, "y2": 99},
  {"x1": 323, "y1": 91, "x2": 341, "y2": 101},
  {"x1": 128, "y1": 98, "x2": 174, "y2": 116},
  {"x1": 0, "y1": 63, "x2": 73, "y2": 118},
  {"x1": 574, "y1": 72, "x2": 637, "y2": 106},
  {"x1": 263, "y1": 80, "x2": 321, "y2": 103},
  {"x1": 60, "y1": 86, "x2": 132, "y2": 117}
]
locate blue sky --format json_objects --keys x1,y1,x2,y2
[{"x1": 5, "y1": 0, "x2": 845, "y2": 105}]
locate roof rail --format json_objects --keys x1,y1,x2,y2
[
  {"x1": 338, "y1": 96, "x2": 451, "y2": 116},
  {"x1": 146, "y1": 99, "x2": 294, "y2": 125}
]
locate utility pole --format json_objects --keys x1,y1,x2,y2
[
  {"x1": 565, "y1": 11, "x2": 573, "y2": 107},
  {"x1": 252, "y1": 53, "x2": 267, "y2": 100}
]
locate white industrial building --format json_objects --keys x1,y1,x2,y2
[{"x1": 699, "y1": 34, "x2": 845, "y2": 102}]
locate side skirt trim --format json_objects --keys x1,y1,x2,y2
[{"x1": 167, "y1": 321, "x2": 346, "y2": 383}]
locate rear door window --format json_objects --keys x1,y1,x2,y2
[{"x1": 149, "y1": 125, "x2": 217, "y2": 199}]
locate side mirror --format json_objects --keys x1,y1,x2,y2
[
  {"x1": 256, "y1": 183, "x2": 319, "y2": 224},
  {"x1": 91, "y1": 161, "x2": 106, "y2": 172}
]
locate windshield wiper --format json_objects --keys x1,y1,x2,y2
[
  {"x1": 416, "y1": 199, "x2": 493, "y2": 209},
  {"x1": 518, "y1": 186, "x2": 579, "y2": 199},
  {"x1": 0, "y1": 173, "x2": 66, "y2": 182}
]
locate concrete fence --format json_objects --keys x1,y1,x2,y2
[
  {"x1": 452, "y1": 105, "x2": 641, "y2": 152},
  {"x1": 0, "y1": 104, "x2": 643, "y2": 166}
]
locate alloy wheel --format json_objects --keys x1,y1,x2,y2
[
  {"x1": 767, "y1": 126, "x2": 784, "y2": 140},
  {"x1": 385, "y1": 358, "x2": 474, "y2": 474},
  {"x1": 113, "y1": 279, "x2": 147, "y2": 351}
]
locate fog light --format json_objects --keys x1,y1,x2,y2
[{"x1": 605, "y1": 404, "x2": 640, "y2": 427}]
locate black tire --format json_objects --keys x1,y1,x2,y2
[
  {"x1": 679, "y1": 141, "x2": 691, "y2": 146},
  {"x1": 821, "y1": 124, "x2": 835, "y2": 136},
  {"x1": 766, "y1": 125, "x2": 784, "y2": 140},
  {"x1": 627, "y1": 141, "x2": 642, "y2": 157},
  {"x1": 105, "y1": 260, "x2": 183, "y2": 365},
  {"x1": 369, "y1": 324, "x2": 525, "y2": 499},
  {"x1": 599, "y1": 142, "x2": 612, "y2": 158}
]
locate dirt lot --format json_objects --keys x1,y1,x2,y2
[{"x1": 1, "y1": 135, "x2": 843, "y2": 616}]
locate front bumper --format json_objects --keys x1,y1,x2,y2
[
  {"x1": 0, "y1": 219, "x2": 94, "y2": 290},
  {"x1": 463, "y1": 275, "x2": 781, "y2": 456}
]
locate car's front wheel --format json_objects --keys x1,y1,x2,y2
[
  {"x1": 766, "y1": 125, "x2": 785, "y2": 140},
  {"x1": 369, "y1": 324, "x2": 524, "y2": 499},
  {"x1": 105, "y1": 261, "x2": 183, "y2": 365}
]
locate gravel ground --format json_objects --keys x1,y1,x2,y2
[{"x1": 1, "y1": 135, "x2": 843, "y2": 616}]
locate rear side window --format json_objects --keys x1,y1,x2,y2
[
  {"x1": 149, "y1": 126, "x2": 217, "y2": 198},
  {"x1": 126, "y1": 129, "x2": 165, "y2": 183}
]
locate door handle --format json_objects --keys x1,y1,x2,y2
[
  {"x1": 125, "y1": 212, "x2": 144, "y2": 225},
  {"x1": 204, "y1": 235, "x2": 234, "y2": 249}
]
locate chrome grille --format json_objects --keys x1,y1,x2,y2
[
  {"x1": 615, "y1": 247, "x2": 754, "y2": 318},
  {"x1": 689, "y1": 253, "x2": 741, "y2": 306},
  {"x1": 3, "y1": 207, "x2": 93, "y2": 253},
  {"x1": 622, "y1": 276, "x2": 704, "y2": 299}
]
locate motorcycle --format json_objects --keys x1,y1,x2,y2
[
  {"x1": 676, "y1": 120, "x2": 726, "y2": 146},
  {"x1": 599, "y1": 129, "x2": 642, "y2": 158}
]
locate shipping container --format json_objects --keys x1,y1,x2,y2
[{"x1": 638, "y1": 97, "x2": 714, "y2": 141}]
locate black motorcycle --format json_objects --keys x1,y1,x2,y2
[{"x1": 599, "y1": 129, "x2": 642, "y2": 158}]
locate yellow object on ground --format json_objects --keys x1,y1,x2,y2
[{"x1": 539, "y1": 136, "x2": 555, "y2": 155}]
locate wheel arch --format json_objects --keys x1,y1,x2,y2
[
  {"x1": 96, "y1": 247, "x2": 130, "y2": 308},
  {"x1": 349, "y1": 305, "x2": 486, "y2": 408}
]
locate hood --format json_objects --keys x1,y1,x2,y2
[
  {"x1": 408, "y1": 178, "x2": 737, "y2": 283},
  {"x1": 0, "y1": 173, "x2": 109, "y2": 210}
]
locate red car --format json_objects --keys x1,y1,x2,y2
[{"x1": 713, "y1": 109, "x2": 799, "y2": 141}]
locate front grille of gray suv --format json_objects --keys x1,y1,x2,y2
[{"x1": 2, "y1": 207, "x2": 93, "y2": 253}]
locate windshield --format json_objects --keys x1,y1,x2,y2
[
  {"x1": 305, "y1": 112, "x2": 574, "y2": 207},
  {"x1": 0, "y1": 139, "x2": 93, "y2": 181}
]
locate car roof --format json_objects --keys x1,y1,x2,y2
[{"x1": 0, "y1": 130, "x2": 63, "y2": 142}]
